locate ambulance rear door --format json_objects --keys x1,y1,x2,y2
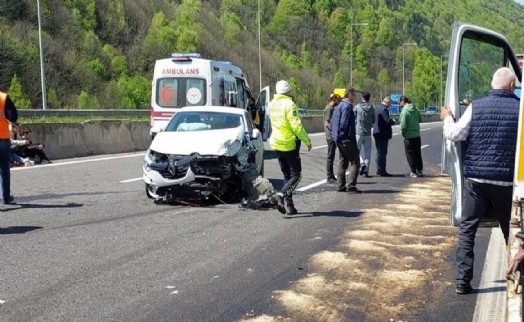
[
  {"x1": 150, "y1": 55, "x2": 209, "y2": 137},
  {"x1": 256, "y1": 86, "x2": 271, "y2": 141},
  {"x1": 442, "y1": 21, "x2": 521, "y2": 226}
]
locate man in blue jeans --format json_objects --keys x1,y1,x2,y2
[
  {"x1": 373, "y1": 96, "x2": 395, "y2": 176},
  {"x1": 0, "y1": 90, "x2": 19, "y2": 205},
  {"x1": 330, "y1": 88, "x2": 361, "y2": 193},
  {"x1": 441, "y1": 67, "x2": 519, "y2": 294}
]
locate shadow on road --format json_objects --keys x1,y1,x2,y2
[
  {"x1": 472, "y1": 286, "x2": 506, "y2": 294},
  {"x1": 309, "y1": 210, "x2": 363, "y2": 218},
  {"x1": 0, "y1": 226, "x2": 42, "y2": 235},
  {"x1": 361, "y1": 189, "x2": 401, "y2": 194},
  {"x1": 264, "y1": 149, "x2": 278, "y2": 160},
  {"x1": 1, "y1": 202, "x2": 83, "y2": 212}
]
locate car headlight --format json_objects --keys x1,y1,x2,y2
[
  {"x1": 144, "y1": 149, "x2": 154, "y2": 170},
  {"x1": 218, "y1": 139, "x2": 242, "y2": 156}
]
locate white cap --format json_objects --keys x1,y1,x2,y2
[{"x1": 276, "y1": 80, "x2": 291, "y2": 94}]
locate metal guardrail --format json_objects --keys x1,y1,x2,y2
[{"x1": 18, "y1": 109, "x2": 150, "y2": 118}]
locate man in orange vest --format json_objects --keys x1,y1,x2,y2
[{"x1": 0, "y1": 91, "x2": 19, "y2": 204}]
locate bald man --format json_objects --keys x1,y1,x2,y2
[{"x1": 441, "y1": 67, "x2": 519, "y2": 294}]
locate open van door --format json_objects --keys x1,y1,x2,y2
[
  {"x1": 441, "y1": 21, "x2": 521, "y2": 226},
  {"x1": 256, "y1": 86, "x2": 271, "y2": 141}
]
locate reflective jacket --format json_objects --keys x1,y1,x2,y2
[
  {"x1": 0, "y1": 92, "x2": 17, "y2": 140},
  {"x1": 268, "y1": 94, "x2": 310, "y2": 151}
]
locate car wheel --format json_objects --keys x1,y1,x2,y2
[{"x1": 145, "y1": 184, "x2": 154, "y2": 199}]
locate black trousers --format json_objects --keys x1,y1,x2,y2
[
  {"x1": 336, "y1": 140, "x2": 359, "y2": 190},
  {"x1": 276, "y1": 141, "x2": 302, "y2": 206},
  {"x1": 326, "y1": 137, "x2": 336, "y2": 179},
  {"x1": 403, "y1": 137, "x2": 423, "y2": 173},
  {"x1": 455, "y1": 178, "x2": 512, "y2": 284},
  {"x1": 374, "y1": 138, "x2": 389, "y2": 175}
]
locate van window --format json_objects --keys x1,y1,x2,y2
[{"x1": 156, "y1": 78, "x2": 206, "y2": 108}]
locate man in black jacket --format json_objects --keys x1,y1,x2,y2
[{"x1": 372, "y1": 96, "x2": 395, "y2": 176}]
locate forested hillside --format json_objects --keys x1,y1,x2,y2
[{"x1": 0, "y1": 0, "x2": 523, "y2": 110}]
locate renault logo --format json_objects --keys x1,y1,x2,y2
[{"x1": 168, "y1": 160, "x2": 177, "y2": 176}]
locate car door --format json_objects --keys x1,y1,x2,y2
[
  {"x1": 256, "y1": 86, "x2": 271, "y2": 141},
  {"x1": 441, "y1": 21, "x2": 522, "y2": 226}
]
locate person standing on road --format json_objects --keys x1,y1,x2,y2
[
  {"x1": 354, "y1": 92, "x2": 375, "y2": 177},
  {"x1": 0, "y1": 91, "x2": 19, "y2": 204},
  {"x1": 442, "y1": 67, "x2": 519, "y2": 295},
  {"x1": 269, "y1": 80, "x2": 312, "y2": 216},
  {"x1": 373, "y1": 96, "x2": 396, "y2": 176},
  {"x1": 323, "y1": 94, "x2": 341, "y2": 184},
  {"x1": 330, "y1": 88, "x2": 361, "y2": 193},
  {"x1": 399, "y1": 95, "x2": 423, "y2": 177}
]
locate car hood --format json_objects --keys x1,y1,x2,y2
[{"x1": 149, "y1": 127, "x2": 245, "y2": 156}]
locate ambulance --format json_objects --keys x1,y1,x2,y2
[{"x1": 150, "y1": 53, "x2": 255, "y2": 139}]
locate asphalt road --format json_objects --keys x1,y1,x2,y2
[{"x1": 0, "y1": 122, "x2": 498, "y2": 321}]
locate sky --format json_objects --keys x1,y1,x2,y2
[{"x1": 516, "y1": 0, "x2": 524, "y2": 4}]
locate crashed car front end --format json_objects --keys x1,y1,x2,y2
[{"x1": 143, "y1": 136, "x2": 258, "y2": 202}]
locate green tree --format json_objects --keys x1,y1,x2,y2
[
  {"x1": 67, "y1": 0, "x2": 96, "y2": 31},
  {"x1": 411, "y1": 48, "x2": 440, "y2": 107},
  {"x1": 77, "y1": 91, "x2": 101, "y2": 109},
  {"x1": 173, "y1": 0, "x2": 203, "y2": 51},
  {"x1": 8, "y1": 74, "x2": 31, "y2": 109},
  {"x1": 47, "y1": 89, "x2": 61, "y2": 109},
  {"x1": 116, "y1": 75, "x2": 150, "y2": 109}
]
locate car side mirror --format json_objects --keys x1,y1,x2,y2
[{"x1": 252, "y1": 128, "x2": 261, "y2": 139}]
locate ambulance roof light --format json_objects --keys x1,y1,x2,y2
[{"x1": 171, "y1": 53, "x2": 201, "y2": 61}]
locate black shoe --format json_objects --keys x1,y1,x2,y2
[
  {"x1": 285, "y1": 204, "x2": 298, "y2": 215},
  {"x1": 272, "y1": 194, "x2": 286, "y2": 214},
  {"x1": 359, "y1": 165, "x2": 367, "y2": 176},
  {"x1": 3, "y1": 195, "x2": 14, "y2": 205},
  {"x1": 364, "y1": 173, "x2": 371, "y2": 178},
  {"x1": 337, "y1": 187, "x2": 346, "y2": 192},
  {"x1": 347, "y1": 187, "x2": 362, "y2": 193},
  {"x1": 455, "y1": 283, "x2": 472, "y2": 294},
  {"x1": 379, "y1": 172, "x2": 392, "y2": 177},
  {"x1": 327, "y1": 177, "x2": 337, "y2": 184}
]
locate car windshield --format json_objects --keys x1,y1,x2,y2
[{"x1": 164, "y1": 111, "x2": 243, "y2": 132}]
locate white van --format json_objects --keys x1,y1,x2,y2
[
  {"x1": 150, "y1": 53, "x2": 254, "y2": 138},
  {"x1": 441, "y1": 22, "x2": 522, "y2": 226}
]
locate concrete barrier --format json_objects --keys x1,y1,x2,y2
[
  {"x1": 25, "y1": 121, "x2": 151, "y2": 160},
  {"x1": 22, "y1": 115, "x2": 441, "y2": 160}
]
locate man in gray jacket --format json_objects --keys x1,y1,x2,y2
[{"x1": 354, "y1": 92, "x2": 375, "y2": 177}]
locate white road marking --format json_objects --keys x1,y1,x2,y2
[
  {"x1": 420, "y1": 128, "x2": 430, "y2": 132},
  {"x1": 311, "y1": 145, "x2": 328, "y2": 150},
  {"x1": 120, "y1": 177, "x2": 143, "y2": 183},
  {"x1": 297, "y1": 171, "x2": 349, "y2": 192},
  {"x1": 0, "y1": 299, "x2": 4, "y2": 304},
  {"x1": 309, "y1": 133, "x2": 325, "y2": 137},
  {"x1": 11, "y1": 153, "x2": 145, "y2": 171},
  {"x1": 421, "y1": 145, "x2": 429, "y2": 149},
  {"x1": 473, "y1": 228, "x2": 506, "y2": 322}
]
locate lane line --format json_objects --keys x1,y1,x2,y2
[
  {"x1": 473, "y1": 228, "x2": 506, "y2": 322},
  {"x1": 0, "y1": 299, "x2": 4, "y2": 304},
  {"x1": 297, "y1": 171, "x2": 350, "y2": 192},
  {"x1": 421, "y1": 145, "x2": 430, "y2": 149},
  {"x1": 11, "y1": 153, "x2": 145, "y2": 171},
  {"x1": 312, "y1": 145, "x2": 328, "y2": 150},
  {"x1": 420, "y1": 128, "x2": 430, "y2": 132},
  {"x1": 120, "y1": 177, "x2": 143, "y2": 183}
]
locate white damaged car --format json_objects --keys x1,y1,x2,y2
[{"x1": 143, "y1": 106, "x2": 264, "y2": 203}]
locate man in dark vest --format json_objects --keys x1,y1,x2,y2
[{"x1": 441, "y1": 67, "x2": 519, "y2": 294}]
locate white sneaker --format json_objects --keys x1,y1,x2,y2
[
  {"x1": 409, "y1": 172, "x2": 418, "y2": 178},
  {"x1": 24, "y1": 160, "x2": 35, "y2": 166}
]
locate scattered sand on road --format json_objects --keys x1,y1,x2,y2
[{"x1": 240, "y1": 177, "x2": 454, "y2": 321}]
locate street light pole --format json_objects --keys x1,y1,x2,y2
[
  {"x1": 37, "y1": 0, "x2": 47, "y2": 110},
  {"x1": 402, "y1": 42, "x2": 417, "y2": 95},
  {"x1": 350, "y1": 22, "x2": 368, "y2": 88},
  {"x1": 257, "y1": 0, "x2": 262, "y2": 92}
]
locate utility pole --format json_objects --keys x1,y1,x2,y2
[{"x1": 37, "y1": 0, "x2": 47, "y2": 110}]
